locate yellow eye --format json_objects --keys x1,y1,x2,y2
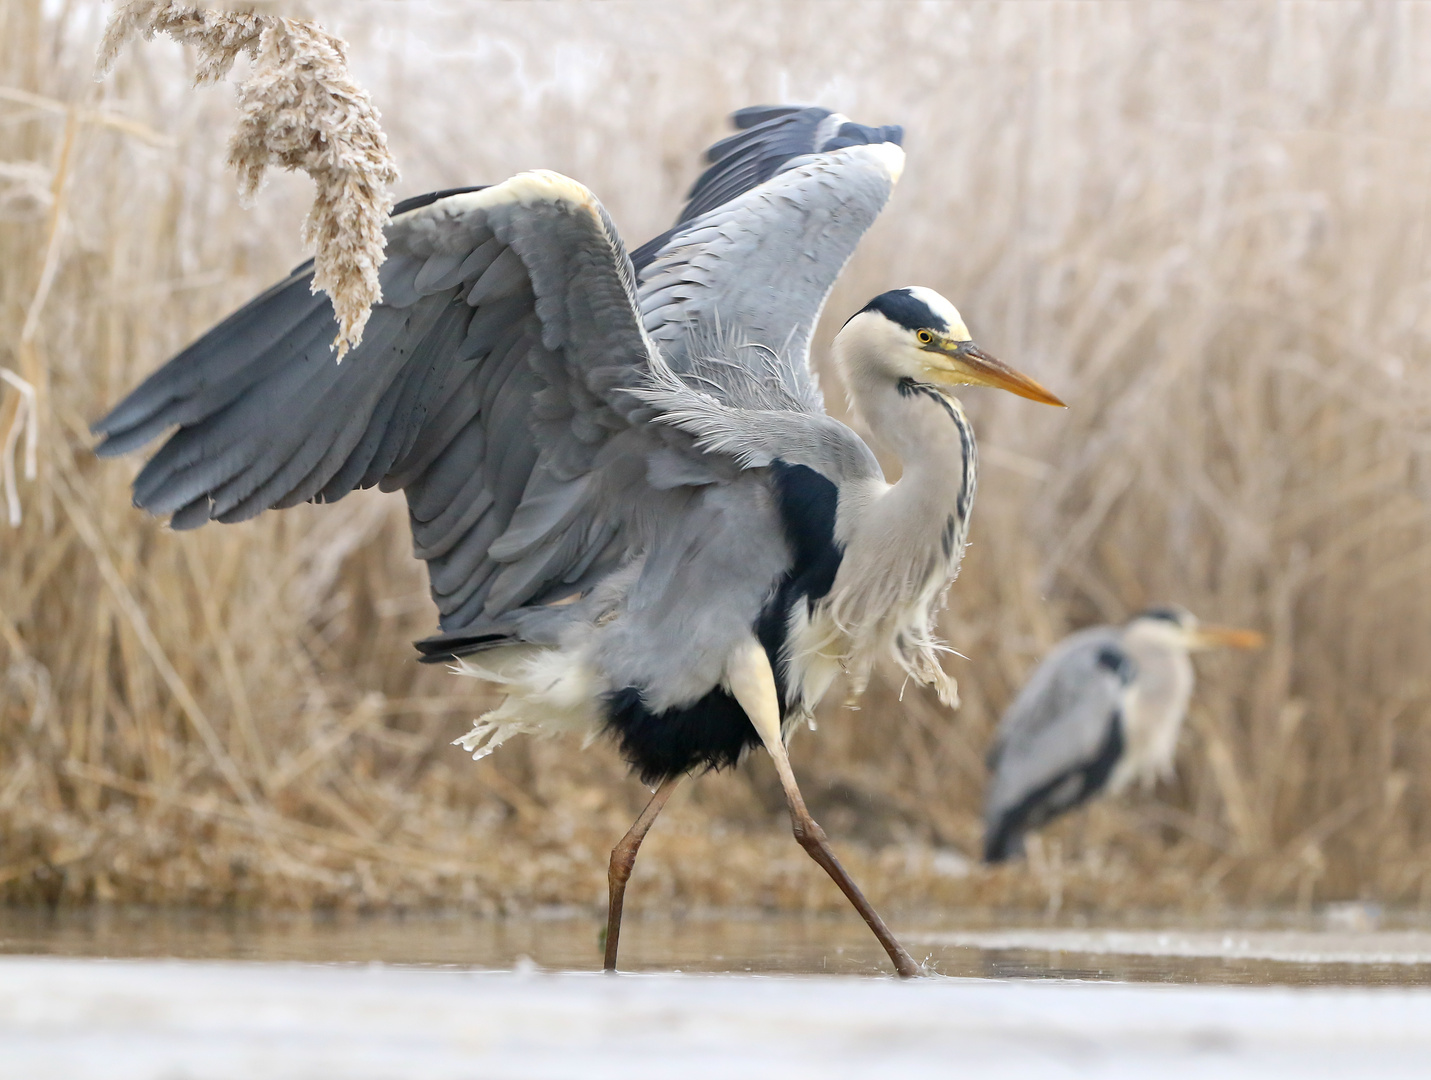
[{"x1": 916, "y1": 330, "x2": 933, "y2": 345}]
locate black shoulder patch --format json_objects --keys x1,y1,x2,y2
[
  {"x1": 857, "y1": 289, "x2": 949, "y2": 334},
  {"x1": 1095, "y1": 645, "x2": 1138, "y2": 685},
  {"x1": 767, "y1": 461, "x2": 841, "y2": 595},
  {"x1": 753, "y1": 461, "x2": 844, "y2": 716}
]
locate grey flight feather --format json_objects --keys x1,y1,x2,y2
[{"x1": 94, "y1": 171, "x2": 662, "y2": 632}]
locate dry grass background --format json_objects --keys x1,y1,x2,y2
[{"x1": 3, "y1": 0, "x2": 1431, "y2": 919}]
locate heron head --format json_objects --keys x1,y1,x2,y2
[
  {"x1": 837, "y1": 287, "x2": 1065, "y2": 407},
  {"x1": 1133, "y1": 606, "x2": 1265, "y2": 652}
]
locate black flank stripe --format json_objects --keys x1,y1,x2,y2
[{"x1": 984, "y1": 713, "x2": 1125, "y2": 863}]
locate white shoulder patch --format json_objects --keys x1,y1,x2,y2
[
  {"x1": 393, "y1": 171, "x2": 598, "y2": 225},
  {"x1": 500, "y1": 169, "x2": 600, "y2": 211},
  {"x1": 863, "y1": 141, "x2": 906, "y2": 185}
]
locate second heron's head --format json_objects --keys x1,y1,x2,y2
[
  {"x1": 834, "y1": 287, "x2": 1065, "y2": 407},
  {"x1": 1130, "y1": 606, "x2": 1266, "y2": 653}
]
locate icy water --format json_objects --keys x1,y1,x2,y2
[
  {"x1": 5, "y1": 905, "x2": 1431, "y2": 986},
  {"x1": 8, "y1": 908, "x2": 1431, "y2": 1077}
]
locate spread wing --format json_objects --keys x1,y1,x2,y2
[
  {"x1": 982, "y1": 628, "x2": 1135, "y2": 861},
  {"x1": 94, "y1": 172, "x2": 661, "y2": 635},
  {"x1": 630, "y1": 104, "x2": 904, "y2": 270},
  {"x1": 95, "y1": 109, "x2": 907, "y2": 659}
]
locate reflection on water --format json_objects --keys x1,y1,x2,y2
[{"x1": 3, "y1": 906, "x2": 1431, "y2": 986}]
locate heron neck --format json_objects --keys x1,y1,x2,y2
[
  {"x1": 809, "y1": 360, "x2": 975, "y2": 713},
  {"x1": 847, "y1": 369, "x2": 978, "y2": 518}
]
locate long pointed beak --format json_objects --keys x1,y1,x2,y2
[
  {"x1": 1190, "y1": 625, "x2": 1265, "y2": 651},
  {"x1": 934, "y1": 341, "x2": 1067, "y2": 407}
]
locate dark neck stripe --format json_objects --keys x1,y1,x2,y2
[
  {"x1": 896, "y1": 376, "x2": 960, "y2": 423},
  {"x1": 896, "y1": 378, "x2": 978, "y2": 532}
]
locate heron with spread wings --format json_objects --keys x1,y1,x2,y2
[{"x1": 95, "y1": 106, "x2": 1064, "y2": 977}]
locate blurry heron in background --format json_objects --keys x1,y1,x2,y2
[
  {"x1": 983, "y1": 607, "x2": 1263, "y2": 863},
  {"x1": 94, "y1": 106, "x2": 1064, "y2": 977}
]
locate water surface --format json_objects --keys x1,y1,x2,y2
[{"x1": 5, "y1": 906, "x2": 1431, "y2": 986}]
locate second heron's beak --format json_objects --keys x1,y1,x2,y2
[
  {"x1": 1189, "y1": 625, "x2": 1266, "y2": 651},
  {"x1": 925, "y1": 339, "x2": 1066, "y2": 407}
]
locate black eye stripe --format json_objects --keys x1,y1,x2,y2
[{"x1": 1139, "y1": 607, "x2": 1187, "y2": 625}]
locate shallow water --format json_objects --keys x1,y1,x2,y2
[{"x1": 5, "y1": 906, "x2": 1431, "y2": 986}]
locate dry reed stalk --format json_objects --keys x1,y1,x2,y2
[{"x1": 96, "y1": 1, "x2": 398, "y2": 357}]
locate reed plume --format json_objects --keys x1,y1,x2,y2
[{"x1": 97, "y1": 1, "x2": 398, "y2": 357}]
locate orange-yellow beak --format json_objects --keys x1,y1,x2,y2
[
  {"x1": 927, "y1": 339, "x2": 1066, "y2": 407},
  {"x1": 1190, "y1": 625, "x2": 1266, "y2": 651}
]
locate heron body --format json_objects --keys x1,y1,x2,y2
[
  {"x1": 983, "y1": 608, "x2": 1263, "y2": 863},
  {"x1": 95, "y1": 106, "x2": 1063, "y2": 975},
  {"x1": 453, "y1": 285, "x2": 991, "y2": 784}
]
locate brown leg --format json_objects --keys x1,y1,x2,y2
[
  {"x1": 726, "y1": 640, "x2": 922, "y2": 978},
  {"x1": 604, "y1": 775, "x2": 681, "y2": 972}
]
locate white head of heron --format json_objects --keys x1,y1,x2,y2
[
  {"x1": 1131, "y1": 606, "x2": 1265, "y2": 653},
  {"x1": 834, "y1": 286, "x2": 1066, "y2": 407}
]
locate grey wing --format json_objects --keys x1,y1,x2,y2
[
  {"x1": 636, "y1": 140, "x2": 906, "y2": 412},
  {"x1": 94, "y1": 172, "x2": 661, "y2": 641},
  {"x1": 983, "y1": 628, "x2": 1134, "y2": 859},
  {"x1": 629, "y1": 105, "x2": 903, "y2": 270}
]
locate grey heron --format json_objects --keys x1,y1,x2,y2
[
  {"x1": 983, "y1": 606, "x2": 1263, "y2": 863},
  {"x1": 94, "y1": 105, "x2": 1064, "y2": 977}
]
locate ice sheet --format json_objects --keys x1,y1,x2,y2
[
  {"x1": 910, "y1": 928, "x2": 1431, "y2": 965},
  {"x1": 4, "y1": 957, "x2": 1431, "y2": 1079}
]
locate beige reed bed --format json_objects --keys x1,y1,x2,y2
[{"x1": 1, "y1": 0, "x2": 1430, "y2": 915}]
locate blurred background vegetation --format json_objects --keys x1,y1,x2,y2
[{"x1": 2, "y1": 0, "x2": 1431, "y2": 917}]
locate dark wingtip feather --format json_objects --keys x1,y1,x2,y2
[
  {"x1": 729, "y1": 104, "x2": 810, "y2": 130},
  {"x1": 92, "y1": 415, "x2": 175, "y2": 458},
  {"x1": 169, "y1": 496, "x2": 213, "y2": 531},
  {"x1": 650, "y1": 104, "x2": 904, "y2": 238},
  {"x1": 414, "y1": 627, "x2": 515, "y2": 663},
  {"x1": 92, "y1": 262, "x2": 327, "y2": 447}
]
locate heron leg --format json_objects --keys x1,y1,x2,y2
[
  {"x1": 604, "y1": 775, "x2": 681, "y2": 972},
  {"x1": 725, "y1": 640, "x2": 922, "y2": 978}
]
